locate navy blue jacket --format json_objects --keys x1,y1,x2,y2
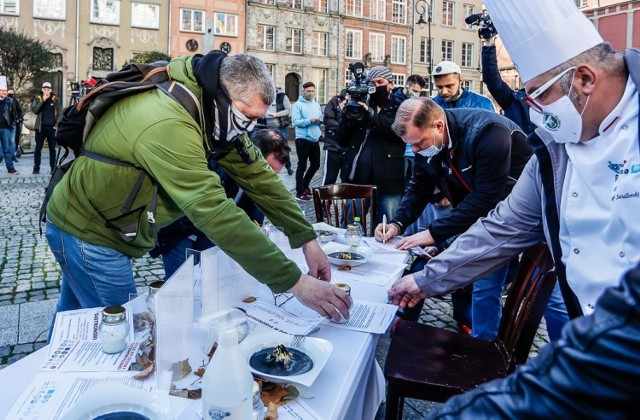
[
  {"x1": 428, "y1": 261, "x2": 640, "y2": 419},
  {"x1": 482, "y1": 45, "x2": 536, "y2": 135},
  {"x1": 392, "y1": 108, "x2": 531, "y2": 243}
]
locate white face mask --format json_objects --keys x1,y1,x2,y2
[
  {"x1": 528, "y1": 73, "x2": 589, "y2": 144},
  {"x1": 417, "y1": 128, "x2": 443, "y2": 158}
]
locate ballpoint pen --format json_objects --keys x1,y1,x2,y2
[{"x1": 382, "y1": 215, "x2": 387, "y2": 244}]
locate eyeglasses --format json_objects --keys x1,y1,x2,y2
[{"x1": 524, "y1": 67, "x2": 576, "y2": 113}]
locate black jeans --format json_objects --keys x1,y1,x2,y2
[
  {"x1": 322, "y1": 149, "x2": 346, "y2": 185},
  {"x1": 34, "y1": 125, "x2": 57, "y2": 171},
  {"x1": 295, "y1": 139, "x2": 320, "y2": 194}
]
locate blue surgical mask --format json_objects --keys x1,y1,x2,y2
[{"x1": 417, "y1": 128, "x2": 443, "y2": 158}]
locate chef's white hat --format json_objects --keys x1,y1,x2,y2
[
  {"x1": 484, "y1": 0, "x2": 603, "y2": 82},
  {"x1": 0, "y1": 76, "x2": 7, "y2": 90}
]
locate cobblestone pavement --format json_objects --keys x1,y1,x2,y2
[{"x1": 0, "y1": 142, "x2": 549, "y2": 418}]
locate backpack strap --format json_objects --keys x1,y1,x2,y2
[{"x1": 156, "y1": 80, "x2": 203, "y2": 131}]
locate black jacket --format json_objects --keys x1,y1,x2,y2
[
  {"x1": 481, "y1": 45, "x2": 536, "y2": 135},
  {"x1": 392, "y1": 108, "x2": 531, "y2": 243},
  {"x1": 322, "y1": 95, "x2": 346, "y2": 152},
  {"x1": 0, "y1": 96, "x2": 17, "y2": 128},
  {"x1": 335, "y1": 87, "x2": 406, "y2": 194}
]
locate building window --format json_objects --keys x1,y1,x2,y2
[
  {"x1": 419, "y1": 37, "x2": 432, "y2": 64},
  {"x1": 370, "y1": 0, "x2": 385, "y2": 21},
  {"x1": 180, "y1": 8, "x2": 204, "y2": 33},
  {"x1": 258, "y1": 25, "x2": 275, "y2": 51},
  {"x1": 260, "y1": 0, "x2": 275, "y2": 4},
  {"x1": 288, "y1": 0, "x2": 303, "y2": 9},
  {"x1": 441, "y1": 1, "x2": 454, "y2": 27},
  {"x1": 345, "y1": 68, "x2": 353, "y2": 85},
  {"x1": 287, "y1": 28, "x2": 303, "y2": 54},
  {"x1": 265, "y1": 63, "x2": 275, "y2": 80},
  {"x1": 1, "y1": 0, "x2": 18, "y2": 15},
  {"x1": 391, "y1": 73, "x2": 406, "y2": 87},
  {"x1": 441, "y1": 39, "x2": 454, "y2": 62},
  {"x1": 91, "y1": 0, "x2": 120, "y2": 25},
  {"x1": 576, "y1": 0, "x2": 588, "y2": 7},
  {"x1": 317, "y1": 0, "x2": 328, "y2": 13},
  {"x1": 391, "y1": 0, "x2": 407, "y2": 24},
  {"x1": 312, "y1": 32, "x2": 329, "y2": 56},
  {"x1": 313, "y1": 68, "x2": 328, "y2": 104},
  {"x1": 462, "y1": 80, "x2": 473, "y2": 91},
  {"x1": 463, "y1": 4, "x2": 475, "y2": 29},
  {"x1": 369, "y1": 33, "x2": 385, "y2": 62},
  {"x1": 345, "y1": 0, "x2": 363, "y2": 17},
  {"x1": 391, "y1": 36, "x2": 406, "y2": 64},
  {"x1": 34, "y1": 0, "x2": 65, "y2": 19},
  {"x1": 93, "y1": 47, "x2": 114, "y2": 71},
  {"x1": 345, "y1": 29, "x2": 362, "y2": 59},
  {"x1": 214, "y1": 13, "x2": 238, "y2": 37},
  {"x1": 461, "y1": 42, "x2": 474, "y2": 67},
  {"x1": 131, "y1": 3, "x2": 159, "y2": 29}
]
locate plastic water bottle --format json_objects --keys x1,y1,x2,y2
[
  {"x1": 202, "y1": 326, "x2": 253, "y2": 419},
  {"x1": 353, "y1": 217, "x2": 364, "y2": 237}
]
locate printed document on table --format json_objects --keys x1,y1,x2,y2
[
  {"x1": 241, "y1": 300, "x2": 323, "y2": 336},
  {"x1": 46, "y1": 307, "x2": 138, "y2": 372},
  {"x1": 6, "y1": 372, "x2": 159, "y2": 420},
  {"x1": 279, "y1": 396, "x2": 323, "y2": 419},
  {"x1": 325, "y1": 300, "x2": 397, "y2": 334},
  {"x1": 331, "y1": 259, "x2": 406, "y2": 286}
]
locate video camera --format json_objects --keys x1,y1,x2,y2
[
  {"x1": 344, "y1": 62, "x2": 375, "y2": 120},
  {"x1": 465, "y1": 13, "x2": 498, "y2": 40}
]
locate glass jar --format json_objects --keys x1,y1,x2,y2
[
  {"x1": 98, "y1": 305, "x2": 130, "y2": 354},
  {"x1": 344, "y1": 223, "x2": 363, "y2": 247},
  {"x1": 146, "y1": 280, "x2": 164, "y2": 318},
  {"x1": 252, "y1": 380, "x2": 266, "y2": 420}
]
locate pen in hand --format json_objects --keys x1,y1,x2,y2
[{"x1": 382, "y1": 215, "x2": 387, "y2": 244}]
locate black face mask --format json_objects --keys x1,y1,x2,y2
[{"x1": 370, "y1": 85, "x2": 389, "y2": 106}]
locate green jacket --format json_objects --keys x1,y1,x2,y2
[{"x1": 47, "y1": 55, "x2": 315, "y2": 293}]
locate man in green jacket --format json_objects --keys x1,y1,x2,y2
[{"x1": 45, "y1": 52, "x2": 350, "y2": 323}]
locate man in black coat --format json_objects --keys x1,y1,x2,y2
[{"x1": 322, "y1": 89, "x2": 347, "y2": 185}]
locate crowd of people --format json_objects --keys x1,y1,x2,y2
[{"x1": 3, "y1": 0, "x2": 636, "y2": 415}]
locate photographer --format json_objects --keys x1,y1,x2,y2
[
  {"x1": 481, "y1": 38, "x2": 535, "y2": 134},
  {"x1": 335, "y1": 65, "x2": 406, "y2": 223}
]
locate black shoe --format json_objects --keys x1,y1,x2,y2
[
  {"x1": 8, "y1": 168, "x2": 18, "y2": 174},
  {"x1": 33, "y1": 167, "x2": 40, "y2": 175},
  {"x1": 0, "y1": 157, "x2": 3, "y2": 163},
  {"x1": 12, "y1": 156, "x2": 18, "y2": 162},
  {"x1": 287, "y1": 168, "x2": 294, "y2": 175}
]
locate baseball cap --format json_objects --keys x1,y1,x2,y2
[
  {"x1": 432, "y1": 61, "x2": 461, "y2": 76},
  {"x1": 484, "y1": 0, "x2": 603, "y2": 82},
  {"x1": 42, "y1": 82, "x2": 52, "y2": 88}
]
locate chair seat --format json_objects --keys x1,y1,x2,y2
[{"x1": 385, "y1": 321, "x2": 508, "y2": 403}]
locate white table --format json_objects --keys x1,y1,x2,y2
[{"x1": 0, "y1": 242, "x2": 407, "y2": 419}]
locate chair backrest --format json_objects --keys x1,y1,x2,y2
[
  {"x1": 497, "y1": 242, "x2": 556, "y2": 373},
  {"x1": 312, "y1": 183, "x2": 378, "y2": 236}
]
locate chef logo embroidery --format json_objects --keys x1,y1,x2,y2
[
  {"x1": 543, "y1": 113, "x2": 561, "y2": 131},
  {"x1": 608, "y1": 160, "x2": 627, "y2": 174}
]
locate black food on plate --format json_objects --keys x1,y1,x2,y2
[{"x1": 250, "y1": 345, "x2": 314, "y2": 376}]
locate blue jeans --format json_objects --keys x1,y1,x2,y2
[
  {"x1": 46, "y1": 222, "x2": 137, "y2": 317},
  {"x1": 543, "y1": 283, "x2": 569, "y2": 341},
  {"x1": 0, "y1": 127, "x2": 15, "y2": 169},
  {"x1": 378, "y1": 192, "x2": 402, "y2": 225},
  {"x1": 471, "y1": 263, "x2": 509, "y2": 340},
  {"x1": 162, "y1": 235, "x2": 214, "y2": 280}
]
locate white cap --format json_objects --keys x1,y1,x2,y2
[
  {"x1": 484, "y1": 0, "x2": 603, "y2": 82},
  {"x1": 0, "y1": 76, "x2": 7, "y2": 90},
  {"x1": 432, "y1": 61, "x2": 461, "y2": 77},
  {"x1": 42, "y1": 82, "x2": 52, "y2": 88}
]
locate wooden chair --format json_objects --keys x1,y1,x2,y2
[
  {"x1": 312, "y1": 183, "x2": 378, "y2": 236},
  {"x1": 384, "y1": 243, "x2": 556, "y2": 419}
]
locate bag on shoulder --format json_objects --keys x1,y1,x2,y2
[{"x1": 40, "y1": 62, "x2": 203, "y2": 240}]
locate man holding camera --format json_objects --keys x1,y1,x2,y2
[
  {"x1": 432, "y1": 61, "x2": 495, "y2": 111},
  {"x1": 336, "y1": 65, "x2": 406, "y2": 223}
]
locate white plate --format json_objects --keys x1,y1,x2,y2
[
  {"x1": 322, "y1": 242, "x2": 374, "y2": 267},
  {"x1": 241, "y1": 331, "x2": 333, "y2": 387},
  {"x1": 315, "y1": 229, "x2": 338, "y2": 243},
  {"x1": 60, "y1": 383, "x2": 183, "y2": 419}
]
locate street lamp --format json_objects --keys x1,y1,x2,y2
[{"x1": 415, "y1": 0, "x2": 433, "y2": 95}]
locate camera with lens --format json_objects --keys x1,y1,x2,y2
[
  {"x1": 344, "y1": 62, "x2": 375, "y2": 120},
  {"x1": 465, "y1": 13, "x2": 498, "y2": 40}
]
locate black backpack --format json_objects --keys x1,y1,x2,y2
[{"x1": 40, "y1": 62, "x2": 203, "y2": 242}]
